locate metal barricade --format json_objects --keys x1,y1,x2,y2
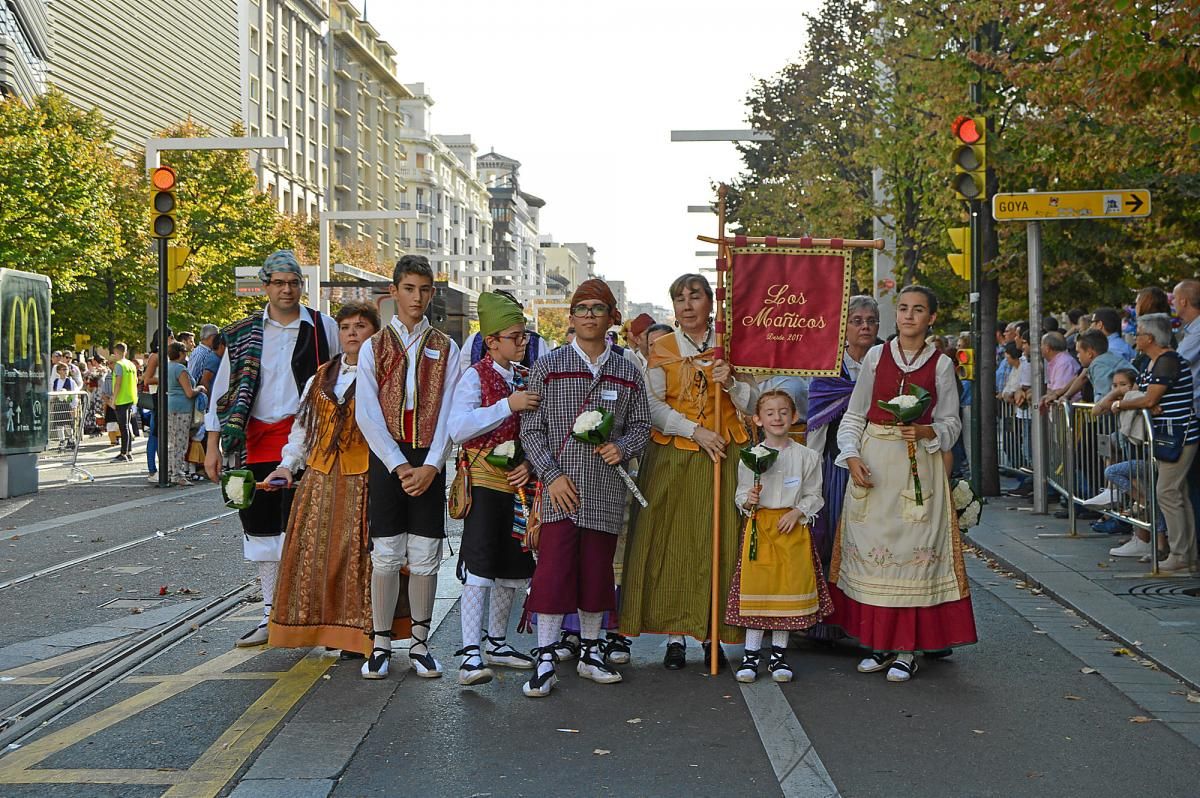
[
  {"x1": 44, "y1": 390, "x2": 94, "y2": 483},
  {"x1": 1044, "y1": 401, "x2": 1161, "y2": 574},
  {"x1": 995, "y1": 398, "x2": 1032, "y2": 477}
]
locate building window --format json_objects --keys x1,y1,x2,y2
[
  {"x1": 250, "y1": 26, "x2": 260, "y2": 53},
  {"x1": 250, "y1": 76, "x2": 259, "y2": 101}
]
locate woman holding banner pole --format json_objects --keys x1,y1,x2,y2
[
  {"x1": 620, "y1": 273, "x2": 759, "y2": 669},
  {"x1": 829, "y1": 285, "x2": 976, "y2": 683}
]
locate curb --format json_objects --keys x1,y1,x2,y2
[{"x1": 968, "y1": 535, "x2": 1200, "y2": 694}]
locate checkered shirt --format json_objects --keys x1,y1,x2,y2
[{"x1": 520, "y1": 345, "x2": 651, "y2": 534}]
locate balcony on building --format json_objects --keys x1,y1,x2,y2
[
  {"x1": 415, "y1": 202, "x2": 432, "y2": 213},
  {"x1": 416, "y1": 237, "x2": 435, "y2": 250},
  {"x1": 334, "y1": 135, "x2": 352, "y2": 154},
  {"x1": 399, "y1": 236, "x2": 412, "y2": 248}
]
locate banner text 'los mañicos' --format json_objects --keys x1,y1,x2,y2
[{"x1": 726, "y1": 248, "x2": 850, "y2": 376}]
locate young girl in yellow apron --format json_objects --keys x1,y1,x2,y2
[{"x1": 725, "y1": 390, "x2": 831, "y2": 683}]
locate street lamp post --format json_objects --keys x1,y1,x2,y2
[{"x1": 318, "y1": 209, "x2": 419, "y2": 313}]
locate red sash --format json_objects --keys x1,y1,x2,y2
[{"x1": 245, "y1": 416, "x2": 294, "y2": 464}]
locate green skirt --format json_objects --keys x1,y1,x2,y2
[{"x1": 619, "y1": 440, "x2": 744, "y2": 644}]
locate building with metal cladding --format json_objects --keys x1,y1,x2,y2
[
  {"x1": 46, "y1": 0, "x2": 241, "y2": 153},
  {"x1": 242, "y1": 0, "x2": 328, "y2": 220},
  {"x1": 0, "y1": 0, "x2": 50, "y2": 98}
]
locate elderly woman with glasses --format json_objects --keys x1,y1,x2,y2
[
  {"x1": 803, "y1": 296, "x2": 882, "y2": 637},
  {"x1": 620, "y1": 273, "x2": 760, "y2": 670},
  {"x1": 1096, "y1": 312, "x2": 1198, "y2": 572}
]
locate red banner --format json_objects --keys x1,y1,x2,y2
[{"x1": 725, "y1": 247, "x2": 850, "y2": 376}]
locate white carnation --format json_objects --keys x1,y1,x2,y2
[
  {"x1": 494, "y1": 440, "x2": 516, "y2": 458},
  {"x1": 959, "y1": 500, "x2": 982, "y2": 529},
  {"x1": 749, "y1": 444, "x2": 772, "y2": 458},
  {"x1": 952, "y1": 480, "x2": 974, "y2": 511},
  {"x1": 223, "y1": 474, "x2": 245, "y2": 504},
  {"x1": 573, "y1": 409, "x2": 605, "y2": 435},
  {"x1": 889, "y1": 394, "x2": 920, "y2": 409}
]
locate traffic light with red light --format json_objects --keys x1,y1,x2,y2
[
  {"x1": 951, "y1": 116, "x2": 987, "y2": 201},
  {"x1": 151, "y1": 166, "x2": 177, "y2": 238},
  {"x1": 957, "y1": 348, "x2": 975, "y2": 380}
]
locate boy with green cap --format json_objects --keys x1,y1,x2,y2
[{"x1": 448, "y1": 292, "x2": 540, "y2": 686}]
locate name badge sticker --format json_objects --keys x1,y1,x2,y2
[
  {"x1": 601, "y1": 389, "x2": 619, "y2": 401},
  {"x1": 424, "y1": 348, "x2": 441, "y2": 360},
  {"x1": 783, "y1": 477, "x2": 802, "y2": 489}
]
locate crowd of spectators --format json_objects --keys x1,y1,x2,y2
[
  {"x1": 52, "y1": 326, "x2": 226, "y2": 487},
  {"x1": 995, "y1": 280, "x2": 1200, "y2": 573}
]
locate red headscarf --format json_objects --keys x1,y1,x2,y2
[
  {"x1": 570, "y1": 278, "x2": 621, "y2": 324},
  {"x1": 630, "y1": 313, "x2": 655, "y2": 338}
]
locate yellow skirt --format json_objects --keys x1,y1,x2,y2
[{"x1": 733, "y1": 507, "x2": 823, "y2": 620}]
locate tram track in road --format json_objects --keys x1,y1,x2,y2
[
  {"x1": 0, "y1": 577, "x2": 257, "y2": 751},
  {"x1": 0, "y1": 510, "x2": 237, "y2": 593}
]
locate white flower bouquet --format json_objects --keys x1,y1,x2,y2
[
  {"x1": 876, "y1": 384, "x2": 933, "y2": 506},
  {"x1": 738, "y1": 444, "x2": 780, "y2": 560},
  {"x1": 951, "y1": 478, "x2": 984, "y2": 529},
  {"x1": 572, "y1": 407, "x2": 647, "y2": 507},
  {"x1": 221, "y1": 468, "x2": 256, "y2": 510},
  {"x1": 485, "y1": 439, "x2": 522, "y2": 470}
]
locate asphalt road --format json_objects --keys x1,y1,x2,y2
[{"x1": 2, "y1": 443, "x2": 1198, "y2": 798}]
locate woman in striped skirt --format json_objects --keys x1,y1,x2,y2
[{"x1": 620, "y1": 273, "x2": 760, "y2": 669}]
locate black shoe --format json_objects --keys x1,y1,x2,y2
[
  {"x1": 1006, "y1": 484, "x2": 1034, "y2": 497},
  {"x1": 663, "y1": 641, "x2": 686, "y2": 670},
  {"x1": 924, "y1": 648, "x2": 952, "y2": 659},
  {"x1": 702, "y1": 641, "x2": 726, "y2": 670}
]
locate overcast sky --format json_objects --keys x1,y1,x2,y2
[{"x1": 359, "y1": 0, "x2": 818, "y2": 307}]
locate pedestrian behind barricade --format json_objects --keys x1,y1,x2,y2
[
  {"x1": 1095, "y1": 313, "x2": 1199, "y2": 573},
  {"x1": 1088, "y1": 367, "x2": 1159, "y2": 553},
  {"x1": 726, "y1": 389, "x2": 831, "y2": 685}
]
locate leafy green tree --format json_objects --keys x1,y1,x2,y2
[{"x1": 0, "y1": 90, "x2": 124, "y2": 324}]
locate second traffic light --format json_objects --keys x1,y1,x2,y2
[
  {"x1": 951, "y1": 115, "x2": 987, "y2": 201},
  {"x1": 956, "y1": 348, "x2": 975, "y2": 380},
  {"x1": 151, "y1": 165, "x2": 177, "y2": 238},
  {"x1": 167, "y1": 245, "x2": 192, "y2": 293},
  {"x1": 947, "y1": 226, "x2": 970, "y2": 280}
]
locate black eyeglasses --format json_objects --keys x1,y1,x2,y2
[
  {"x1": 494, "y1": 332, "x2": 529, "y2": 344},
  {"x1": 571, "y1": 303, "x2": 610, "y2": 318},
  {"x1": 268, "y1": 279, "x2": 301, "y2": 289}
]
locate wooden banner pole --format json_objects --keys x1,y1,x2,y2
[
  {"x1": 710, "y1": 184, "x2": 728, "y2": 676},
  {"x1": 698, "y1": 234, "x2": 884, "y2": 250}
]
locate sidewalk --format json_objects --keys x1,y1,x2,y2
[{"x1": 969, "y1": 493, "x2": 1200, "y2": 692}]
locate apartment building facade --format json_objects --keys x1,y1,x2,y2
[
  {"x1": 478, "y1": 150, "x2": 546, "y2": 306},
  {"x1": 241, "y1": 0, "x2": 327, "y2": 219},
  {"x1": 396, "y1": 86, "x2": 492, "y2": 294}
]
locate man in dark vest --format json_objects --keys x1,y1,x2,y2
[{"x1": 204, "y1": 250, "x2": 339, "y2": 647}]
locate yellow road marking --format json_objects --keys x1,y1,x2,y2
[
  {"x1": 0, "y1": 640, "x2": 122, "y2": 677},
  {"x1": 162, "y1": 650, "x2": 331, "y2": 798},
  {"x1": 0, "y1": 646, "x2": 332, "y2": 798},
  {"x1": 0, "y1": 647, "x2": 259, "y2": 778}
]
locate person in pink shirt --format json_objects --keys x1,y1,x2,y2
[{"x1": 1042, "y1": 332, "x2": 1081, "y2": 400}]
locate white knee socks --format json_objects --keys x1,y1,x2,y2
[
  {"x1": 257, "y1": 561, "x2": 278, "y2": 626},
  {"x1": 744, "y1": 628, "x2": 764, "y2": 651},
  {"x1": 578, "y1": 610, "x2": 604, "y2": 644},
  {"x1": 488, "y1": 585, "x2": 518, "y2": 640},
  {"x1": 536, "y1": 613, "x2": 564, "y2": 678},
  {"x1": 460, "y1": 584, "x2": 487, "y2": 652},
  {"x1": 370, "y1": 569, "x2": 401, "y2": 651},
  {"x1": 772, "y1": 630, "x2": 789, "y2": 648},
  {"x1": 408, "y1": 573, "x2": 438, "y2": 657}
]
